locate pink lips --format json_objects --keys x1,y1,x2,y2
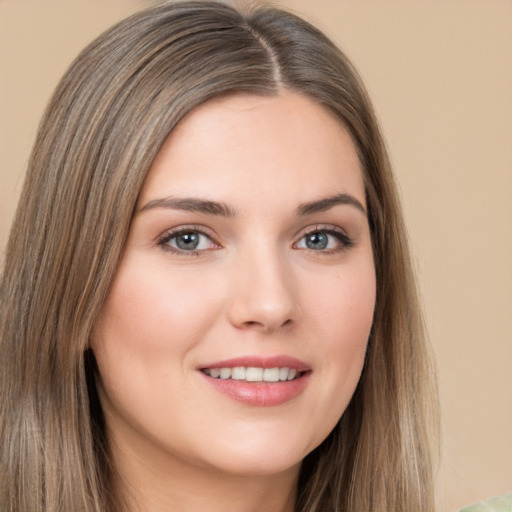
[{"x1": 198, "y1": 355, "x2": 311, "y2": 407}]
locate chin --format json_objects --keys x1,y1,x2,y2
[
  {"x1": 202, "y1": 449, "x2": 304, "y2": 478},
  {"x1": 187, "y1": 426, "x2": 323, "y2": 478}
]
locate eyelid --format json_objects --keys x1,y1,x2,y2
[
  {"x1": 301, "y1": 223, "x2": 348, "y2": 235},
  {"x1": 297, "y1": 224, "x2": 351, "y2": 240}
]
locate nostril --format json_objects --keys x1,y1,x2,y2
[{"x1": 240, "y1": 317, "x2": 294, "y2": 331}]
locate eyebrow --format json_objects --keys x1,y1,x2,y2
[
  {"x1": 139, "y1": 197, "x2": 236, "y2": 217},
  {"x1": 138, "y1": 192, "x2": 366, "y2": 217},
  {"x1": 296, "y1": 193, "x2": 367, "y2": 216}
]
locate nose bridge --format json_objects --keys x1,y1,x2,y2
[{"x1": 227, "y1": 237, "x2": 299, "y2": 332}]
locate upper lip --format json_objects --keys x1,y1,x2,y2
[{"x1": 198, "y1": 355, "x2": 310, "y2": 372}]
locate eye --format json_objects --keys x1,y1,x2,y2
[
  {"x1": 158, "y1": 228, "x2": 218, "y2": 254},
  {"x1": 295, "y1": 228, "x2": 352, "y2": 253}
]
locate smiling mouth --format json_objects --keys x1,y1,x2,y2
[{"x1": 201, "y1": 366, "x2": 305, "y2": 382}]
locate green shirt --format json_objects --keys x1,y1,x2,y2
[{"x1": 460, "y1": 493, "x2": 512, "y2": 512}]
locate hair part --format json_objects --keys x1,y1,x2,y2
[{"x1": 0, "y1": 2, "x2": 438, "y2": 511}]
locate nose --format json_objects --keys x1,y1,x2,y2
[{"x1": 227, "y1": 247, "x2": 300, "y2": 333}]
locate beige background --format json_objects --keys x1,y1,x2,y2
[{"x1": 1, "y1": 1, "x2": 511, "y2": 510}]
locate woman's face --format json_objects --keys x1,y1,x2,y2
[{"x1": 92, "y1": 91, "x2": 376, "y2": 479}]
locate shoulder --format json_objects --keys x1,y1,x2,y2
[{"x1": 459, "y1": 493, "x2": 512, "y2": 512}]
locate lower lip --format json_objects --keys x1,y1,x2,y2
[{"x1": 201, "y1": 372, "x2": 311, "y2": 407}]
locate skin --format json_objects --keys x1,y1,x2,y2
[{"x1": 91, "y1": 90, "x2": 376, "y2": 512}]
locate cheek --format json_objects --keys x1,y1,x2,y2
[
  {"x1": 89, "y1": 261, "x2": 227, "y2": 421},
  {"x1": 89, "y1": 262, "x2": 226, "y2": 432},
  {"x1": 94, "y1": 261, "x2": 223, "y2": 356},
  {"x1": 332, "y1": 266, "x2": 375, "y2": 371},
  {"x1": 307, "y1": 258, "x2": 376, "y2": 349},
  {"x1": 301, "y1": 260, "x2": 375, "y2": 428}
]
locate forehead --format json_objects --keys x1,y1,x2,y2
[{"x1": 139, "y1": 91, "x2": 365, "y2": 210}]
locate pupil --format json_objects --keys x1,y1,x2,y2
[
  {"x1": 176, "y1": 232, "x2": 199, "y2": 250},
  {"x1": 306, "y1": 233, "x2": 328, "y2": 250}
]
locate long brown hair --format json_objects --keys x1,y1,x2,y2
[{"x1": 0, "y1": 2, "x2": 438, "y2": 510}]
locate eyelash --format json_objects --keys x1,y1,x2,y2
[
  {"x1": 157, "y1": 226, "x2": 218, "y2": 256},
  {"x1": 296, "y1": 226, "x2": 354, "y2": 255},
  {"x1": 157, "y1": 225, "x2": 354, "y2": 256}
]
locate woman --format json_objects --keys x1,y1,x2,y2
[{"x1": 0, "y1": 1, "x2": 438, "y2": 511}]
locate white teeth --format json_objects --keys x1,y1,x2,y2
[
  {"x1": 231, "y1": 367, "x2": 246, "y2": 380},
  {"x1": 219, "y1": 368, "x2": 231, "y2": 379},
  {"x1": 203, "y1": 366, "x2": 301, "y2": 382},
  {"x1": 246, "y1": 367, "x2": 263, "y2": 381},
  {"x1": 263, "y1": 368, "x2": 280, "y2": 382}
]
